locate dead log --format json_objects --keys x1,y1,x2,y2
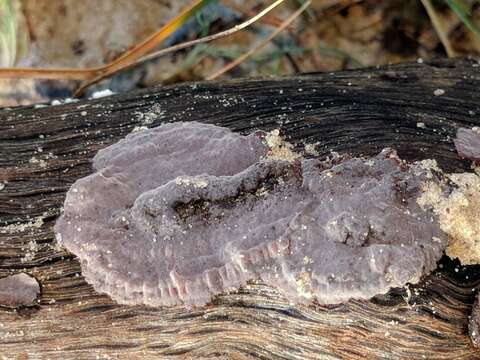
[{"x1": 0, "y1": 58, "x2": 479, "y2": 360}]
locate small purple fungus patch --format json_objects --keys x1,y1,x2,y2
[
  {"x1": 455, "y1": 127, "x2": 480, "y2": 162},
  {"x1": 0, "y1": 273, "x2": 40, "y2": 307},
  {"x1": 55, "y1": 121, "x2": 448, "y2": 308}
]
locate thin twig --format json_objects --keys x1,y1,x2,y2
[
  {"x1": 73, "y1": 0, "x2": 286, "y2": 96},
  {"x1": 420, "y1": 0, "x2": 456, "y2": 57},
  {"x1": 207, "y1": 0, "x2": 311, "y2": 80}
]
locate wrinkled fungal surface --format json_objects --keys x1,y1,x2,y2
[
  {"x1": 55, "y1": 122, "x2": 269, "y2": 307},
  {"x1": 55, "y1": 121, "x2": 448, "y2": 308},
  {"x1": 0, "y1": 273, "x2": 40, "y2": 307},
  {"x1": 454, "y1": 127, "x2": 480, "y2": 162},
  {"x1": 260, "y1": 150, "x2": 448, "y2": 304}
]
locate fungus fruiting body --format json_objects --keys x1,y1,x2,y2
[
  {"x1": 55, "y1": 121, "x2": 449, "y2": 308},
  {"x1": 0, "y1": 273, "x2": 40, "y2": 307},
  {"x1": 455, "y1": 127, "x2": 480, "y2": 162}
]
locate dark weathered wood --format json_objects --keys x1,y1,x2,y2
[{"x1": 1, "y1": 58, "x2": 480, "y2": 359}]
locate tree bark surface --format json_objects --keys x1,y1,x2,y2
[{"x1": 1, "y1": 59, "x2": 479, "y2": 360}]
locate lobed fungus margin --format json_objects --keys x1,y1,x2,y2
[{"x1": 55, "y1": 121, "x2": 451, "y2": 308}]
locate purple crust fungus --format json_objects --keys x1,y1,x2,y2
[
  {"x1": 259, "y1": 150, "x2": 447, "y2": 304},
  {"x1": 55, "y1": 121, "x2": 448, "y2": 308},
  {"x1": 0, "y1": 273, "x2": 40, "y2": 307},
  {"x1": 455, "y1": 127, "x2": 480, "y2": 162}
]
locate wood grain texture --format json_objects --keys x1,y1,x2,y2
[{"x1": 1, "y1": 58, "x2": 480, "y2": 359}]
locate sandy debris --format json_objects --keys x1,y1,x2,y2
[
  {"x1": 417, "y1": 172, "x2": 480, "y2": 264},
  {"x1": 175, "y1": 176, "x2": 209, "y2": 189},
  {"x1": 304, "y1": 142, "x2": 320, "y2": 156},
  {"x1": 296, "y1": 271, "x2": 313, "y2": 300},
  {"x1": 264, "y1": 129, "x2": 300, "y2": 162},
  {"x1": 135, "y1": 103, "x2": 166, "y2": 126},
  {"x1": 21, "y1": 240, "x2": 39, "y2": 263},
  {"x1": 0, "y1": 212, "x2": 49, "y2": 234}
]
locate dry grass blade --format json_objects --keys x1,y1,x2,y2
[
  {"x1": 421, "y1": 0, "x2": 456, "y2": 57},
  {"x1": 207, "y1": 0, "x2": 311, "y2": 80},
  {"x1": 73, "y1": 0, "x2": 286, "y2": 96},
  {"x1": 226, "y1": 2, "x2": 295, "y2": 30},
  {"x1": 0, "y1": 0, "x2": 212, "y2": 80},
  {"x1": 445, "y1": 0, "x2": 480, "y2": 40},
  {"x1": 1, "y1": 0, "x2": 18, "y2": 67}
]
